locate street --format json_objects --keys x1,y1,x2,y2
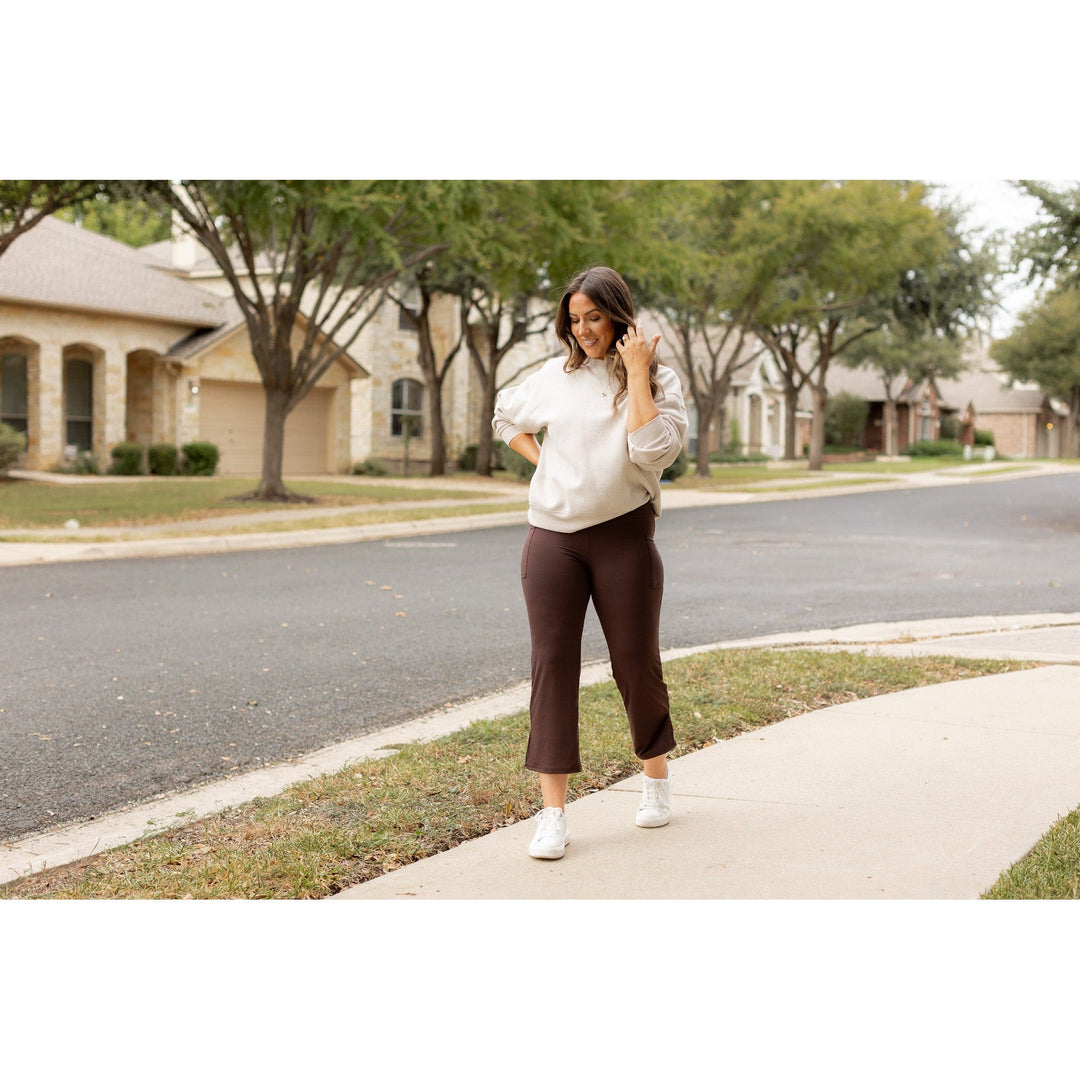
[{"x1": 3, "y1": 472, "x2": 1079, "y2": 841}]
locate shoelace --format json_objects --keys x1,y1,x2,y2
[
  {"x1": 640, "y1": 778, "x2": 667, "y2": 808},
  {"x1": 534, "y1": 807, "x2": 564, "y2": 840}
]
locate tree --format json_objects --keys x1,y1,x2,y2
[
  {"x1": 613, "y1": 181, "x2": 774, "y2": 477},
  {"x1": 456, "y1": 180, "x2": 602, "y2": 476},
  {"x1": 748, "y1": 181, "x2": 952, "y2": 470},
  {"x1": 0, "y1": 180, "x2": 112, "y2": 258},
  {"x1": 57, "y1": 194, "x2": 171, "y2": 247},
  {"x1": 991, "y1": 286, "x2": 1080, "y2": 457},
  {"x1": 388, "y1": 263, "x2": 466, "y2": 476},
  {"x1": 1012, "y1": 181, "x2": 1080, "y2": 287},
  {"x1": 137, "y1": 180, "x2": 445, "y2": 499}
]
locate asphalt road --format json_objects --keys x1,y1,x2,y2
[{"x1": 3, "y1": 473, "x2": 1079, "y2": 841}]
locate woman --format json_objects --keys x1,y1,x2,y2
[{"x1": 492, "y1": 266, "x2": 688, "y2": 859}]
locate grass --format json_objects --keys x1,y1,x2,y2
[
  {"x1": 0, "y1": 477, "x2": 502, "y2": 530},
  {"x1": 983, "y1": 808, "x2": 1080, "y2": 899},
  {"x1": 0, "y1": 647, "x2": 1030, "y2": 900}
]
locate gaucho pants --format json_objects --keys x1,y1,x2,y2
[{"x1": 520, "y1": 501, "x2": 676, "y2": 774}]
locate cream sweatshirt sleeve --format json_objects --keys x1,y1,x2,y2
[{"x1": 627, "y1": 364, "x2": 688, "y2": 472}]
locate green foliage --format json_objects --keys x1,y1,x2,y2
[
  {"x1": 496, "y1": 441, "x2": 537, "y2": 481},
  {"x1": 181, "y1": 441, "x2": 219, "y2": 476},
  {"x1": 974, "y1": 428, "x2": 995, "y2": 446},
  {"x1": 0, "y1": 421, "x2": 26, "y2": 473},
  {"x1": 54, "y1": 450, "x2": 100, "y2": 475},
  {"x1": 0, "y1": 180, "x2": 113, "y2": 258},
  {"x1": 57, "y1": 196, "x2": 171, "y2": 248},
  {"x1": 991, "y1": 286, "x2": 1080, "y2": 402},
  {"x1": 905, "y1": 439, "x2": 964, "y2": 457},
  {"x1": 458, "y1": 445, "x2": 480, "y2": 472},
  {"x1": 109, "y1": 441, "x2": 145, "y2": 475},
  {"x1": 1012, "y1": 181, "x2": 1080, "y2": 287},
  {"x1": 351, "y1": 458, "x2": 389, "y2": 477},
  {"x1": 148, "y1": 443, "x2": 180, "y2": 476},
  {"x1": 661, "y1": 448, "x2": 688, "y2": 481},
  {"x1": 825, "y1": 391, "x2": 870, "y2": 448}
]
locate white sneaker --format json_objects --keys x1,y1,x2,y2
[
  {"x1": 528, "y1": 806, "x2": 569, "y2": 859},
  {"x1": 636, "y1": 774, "x2": 672, "y2": 828}
]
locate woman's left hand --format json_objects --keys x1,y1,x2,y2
[{"x1": 616, "y1": 323, "x2": 661, "y2": 377}]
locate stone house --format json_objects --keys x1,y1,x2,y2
[
  {"x1": 0, "y1": 215, "x2": 558, "y2": 477},
  {"x1": 0, "y1": 216, "x2": 365, "y2": 474}
]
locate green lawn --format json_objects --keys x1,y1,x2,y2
[{"x1": 0, "y1": 477, "x2": 494, "y2": 530}]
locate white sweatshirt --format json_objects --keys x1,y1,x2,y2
[{"x1": 492, "y1": 356, "x2": 688, "y2": 533}]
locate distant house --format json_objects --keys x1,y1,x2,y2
[
  {"x1": 823, "y1": 339, "x2": 1068, "y2": 459},
  {"x1": 823, "y1": 364, "x2": 943, "y2": 455},
  {"x1": 936, "y1": 349, "x2": 1068, "y2": 458},
  {"x1": 0, "y1": 216, "x2": 365, "y2": 475}
]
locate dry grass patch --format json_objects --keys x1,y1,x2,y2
[{"x1": 1, "y1": 648, "x2": 1029, "y2": 900}]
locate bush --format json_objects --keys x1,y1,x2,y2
[
  {"x1": 661, "y1": 448, "x2": 688, "y2": 482},
  {"x1": 496, "y1": 441, "x2": 537, "y2": 481},
  {"x1": 53, "y1": 450, "x2": 100, "y2": 475},
  {"x1": 825, "y1": 392, "x2": 869, "y2": 449},
  {"x1": 905, "y1": 439, "x2": 965, "y2": 457},
  {"x1": 352, "y1": 457, "x2": 389, "y2": 477},
  {"x1": 148, "y1": 443, "x2": 179, "y2": 476},
  {"x1": 0, "y1": 422, "x2": 27, "y2": 475},
  {"x1": 458, "y1": 445, "x2": 480, "y2": 472},
  {"x1": 974, "y1": 428, "x2": 995, "y2": 447},
  {"x1": 709, "y1": 449, "x2": 770, "y2": 464},
  {"x1": 181, "y1": 441, "x2": 219, "y2": 476},
  {"x1": 109, "y1": 441, "x2": 146, "y2": 475}
]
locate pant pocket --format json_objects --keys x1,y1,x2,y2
[
  {"x1": 521, "y1": 527, "x2": 536, "y2": 580},
  {"x1": 646, "y1": 539, "x2": 664, "y2": 589}
]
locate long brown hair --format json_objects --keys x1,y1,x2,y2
[{"x1": 555, "y1": 266, "x2": 660, "y2": 405}]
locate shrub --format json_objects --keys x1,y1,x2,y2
[
  {"x1": 109, "y1": 441, "x2": 145, "y2": 475},
  {"x1": 54, "y1": 450, "x2": 100, "y2": 475},
  {"x1": 148, "y1": 443, "x2": 179, "y2": 476},
  {"x1": 825, "y1": 391, "x2": 869, "y2": 449},
  {"x1": 458, "y1": 444, "x2": 479, "y2": 472},
  {"x1": 181, "y1": 441, "x2": 219, "y2": 476},
  {"x1": 496, "y1": 441, "x2": 537, "y2": 481},
  {"x1": 352, "y1": 457, "x2": 389, "y2": 477},
  {"x1": 662, "y1": 448, "x2": 688, "y2": 482},
  {"x1": 0, "y1": 422, "x2": 27, "y2": 475},
  {"x1": 905, "y1": 439, "x2": 965, "y2": 457},
  {"x1": 974, "y1": 428, "x2": 996, "y2": 446}
]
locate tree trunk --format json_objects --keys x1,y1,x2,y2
[
  {"x1": 427, "y1": 377, "x2": 446, "y2": 476},
  {"x1": 476, "y1": 364, "x2": 498, "y2": 476},
  {"x1": 783, "y1": 381, "x2": 799, "y2": 458},
  {"x1": 695, "y1": 405, "x2": 712, "y2": 477},
  {"x1": 256, "y1": 384, "x2": 289, "y2": 499},
  {"x1": 808, "y1": 381, "x2": 828, "y2": 471},
  {"x1": 883, "y1": 397, "x2": 897, "y2": 457}
]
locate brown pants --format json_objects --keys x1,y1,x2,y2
[{"x1": 520, "y1": 502, "x2": 676, "y2": 774}]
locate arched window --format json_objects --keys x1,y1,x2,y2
[
  {"x1": 65, "y1": 357, "x2": 94, "y2": 452},
  {"x1": 1, "y1": 352, "x2": 29, "y2": 436},
  {"x1": 391, "y1": 378, "x2": 423, "y2": 437}
]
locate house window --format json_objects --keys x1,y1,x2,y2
[
  {"x1": 1, "y1": 352, "x2": 29, "y2": 436},
  {"x1": 398, "y1": 305, "x2": 419, "y2": 331},
  {"x1": 391, "y1": 378, "x2": 423, "y2": 437},
  {"x1": 65, "y1": 357, "x2": 94, "y2": 452}
]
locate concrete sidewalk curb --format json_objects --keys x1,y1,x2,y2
[{"x1": 4, "y1": 611, "x2": 1077, "y2": 888}]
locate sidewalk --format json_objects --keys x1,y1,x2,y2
[{"x1": 333, "y1": 612, "x2": 1080, "y2": 900}]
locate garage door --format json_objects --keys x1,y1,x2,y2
[{"x1": 199, "y1": 381, "x2": 333, "y2": 476}]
